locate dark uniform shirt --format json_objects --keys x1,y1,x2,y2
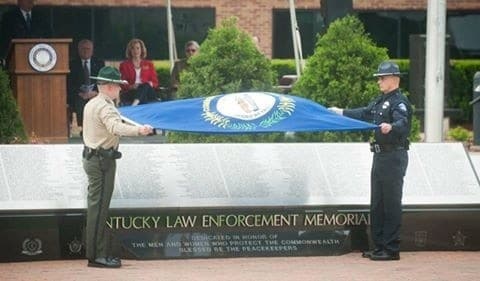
[{"x1": 343, "y1": 88, "x2": 412, "y2": 145}]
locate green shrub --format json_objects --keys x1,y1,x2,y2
[
  {"x1": 294, "y1": 16, "x2": 388, "y2": 108},
  {"x1": 409, "y1": 108, "x2": 421, "y2": 142},
  {"x1": 156, "y1": 59, "x2": 295, "y2": 87},
  {"x1": 153, "y1": 60, "x2": 171, "y2": 89},
  {"x1": 168, "y1": 17, "x2": 279, "y2": 143},
  {"x1": 392, "y1": 59, "x2": 480, "y2": 122},
  {"x1": 448, "y1": 126, "x2": 472, "y2": 142},
  {"x1": 156, "y1": 58, "x2": 480, "y2": 124},
  {"x1": 449, "y1": 60, "x2": 480, "y2": 121},
  {"x1": 271, "y1": 59, "x2": 296, "y2": 81},
  {"x1": 177, "y1": 17, "x2": 275, "y2": 99},
  {"x1": 0, "y1": 70, "x2": 26, "y2": 143},
  {"x1": 393, "y1": 59, "x2": 410, "y2": 91},
  {"x1": 291, "y1": 15, "x2": 388, "y2": 142}
]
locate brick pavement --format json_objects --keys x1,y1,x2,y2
[
  {"x1": 1, "y1": 252, "x2": 479, "y2": 281},
  {"x1": 32, "y1": 123, "x2": 480, "y2": 280}
]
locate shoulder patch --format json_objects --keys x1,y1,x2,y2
[{"x1": 398, "y1": 103, "x2": 407, "y2": 112}]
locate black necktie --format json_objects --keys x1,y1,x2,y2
[
  {"x1": 25, "y1": 12, "x2": 31, "y2": 31},
  {"x1": 83, "y1": 60, "x2": 90, "y2": 84}
]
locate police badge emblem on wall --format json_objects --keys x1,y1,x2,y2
[
  {"x1": 21, "y1": 238, "x2": 43, "y2": 256},
  {"x1": 68, "y1": 237, "x2": 83, "y2": 254},
  {"x1": 28, "y1": 43, "x2": 57, "y2": 72}
]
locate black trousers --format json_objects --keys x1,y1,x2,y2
[
  {"x1": 370, "y1": 149, "x2": 408, "y2": 253},
  {"x1": 121, "y1": 83, "x2": 157, "y2": 105}
]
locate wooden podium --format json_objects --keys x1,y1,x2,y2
[{"x1": 8, "y1": 38, "x2": 72, "y2": 143}]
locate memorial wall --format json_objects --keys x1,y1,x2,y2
[
  {"x1": 1, "y1": 143, "x2": 479, "y2": 210},
  {"x1": 0, "y1": 143, "x2": 479, "y2": 261}
]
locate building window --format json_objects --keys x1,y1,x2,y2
[
  {"x1": 272, "y1": 9, "x2": 324, "y2": 59},
  {"x1": 447, "y1": 12, "x2": 480, "y2": 58},
  {"x1": 0, "y1": 5, "x2": 214, "y2": 60},
  {"x1": 358, "y1": 11, "x2": 480, "y2": 59},
  {"x1": 358, "y1": 11, "x2": 426, "y2": 59}
]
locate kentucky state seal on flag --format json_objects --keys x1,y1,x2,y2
[{"x1": 119, "y1": 92, "x2": 378, "y2": 134}]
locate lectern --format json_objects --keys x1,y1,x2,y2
[{"x1": 7, "y1": 38, "x2": 72, "y2": 143}]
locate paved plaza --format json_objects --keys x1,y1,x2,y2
[{"x1": 1, "y1": 251, "x2": 479, "y2": 281}]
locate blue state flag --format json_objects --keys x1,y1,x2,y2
[{"x1": 119, "y1": 92, "x2": 378, "y2": 134}]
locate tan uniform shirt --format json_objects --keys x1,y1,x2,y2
[{"x1": 82, "y1": 92, "x2": 139, "y2": 149}]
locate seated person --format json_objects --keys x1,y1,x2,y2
[
  {"x1": 169, "y1": 40, "x2": 200, "y2": 100},
  {"x1": 119, "y1": 38, "x2": 159, "y2": 106},
  {"x1": 67, "y1": 39, "x2": 105, "y2": 131}
]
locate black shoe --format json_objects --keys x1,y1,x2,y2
[
  {"x1": 369, "y1": 250, "x2": 400, "y2": 261},
  {"x1": 87, "y1": 257, "x2": 121, "y2": 268},
  {"x1": 361, "y1": 248, "x2": 382, "y2": 258},
  {"x1": 108, "y1": 256, "x2": 122, "y2": 266}
]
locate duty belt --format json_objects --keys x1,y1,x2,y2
[
  {"x1": 83, "y1": 146, "x2": 122, "y2": 159},
  {"x1": 370, "y1": 142, "x2": 408, "y2": 153},
  {"x1": 83, "y1": 146, "x2": 100, "y2": 155}
]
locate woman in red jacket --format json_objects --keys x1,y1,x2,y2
[{"x1": 119, "y1": 38, "x2": 159, "y2": 106}]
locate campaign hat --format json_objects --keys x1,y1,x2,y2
[
  {"x1": 373, "y1": 61, "x2": 403, "y2": 77},
  {"x1": 90, "y1": 66, "x2": 128, "y2": 84}
]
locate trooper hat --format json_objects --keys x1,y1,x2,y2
[
  {"x1": 90, "y1": 66, "x2": 128, "y2": 84},
  {"x1": 373, "y1": 61, "x2": 403, "y2": 77}
]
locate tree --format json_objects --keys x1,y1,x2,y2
[
  {"x1": 294, "y1": 15, "x2": 388, "y2": 108},
  {"x1": 0, "y1": 70, "x2": 26, "y2": 143},
  {"x1": 177, "y1": 17, "x2": 275, "y2": 99},
  {"x1": 292, "y1": 16, "x2": 389, "y2": 142},
  {"x1": 170, "y1": 17, "x2": 281, "y2": 143}
]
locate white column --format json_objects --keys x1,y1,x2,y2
[
  {"x1": 424, "y1": 0, "x2": 447, "y2": 142},
  {"x1": 167, "y1": 0, "x2": 177, "y2": 72},
  {"x1": 288, "y1": 0, "x2": 301, "y2": 77}
]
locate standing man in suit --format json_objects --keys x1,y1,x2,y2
[
  {"x1": 67, "y1": 39, "x2": 105, "y2": 134},
  {"x1": 0, "y1": 0, "x2": 52, "y2": 65}
]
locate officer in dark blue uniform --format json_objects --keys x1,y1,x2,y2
[{"x1": 329, "y1": 61, "x2": 412, "y2": 261}]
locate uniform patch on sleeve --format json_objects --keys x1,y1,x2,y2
[{"x1": 398, "y1": 103, "x2": 407, "y2": 112}]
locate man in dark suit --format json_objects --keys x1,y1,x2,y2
[
  {"x1": 67, "y1": 39, "x2": 105, "y2": 132},
  {"x1": 0, "y1": 0, "x2": 52, "y2": 63}
]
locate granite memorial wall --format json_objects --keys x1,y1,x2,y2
[{"x1": 0, "y1": 143, "x2": 479, "y2": 261}]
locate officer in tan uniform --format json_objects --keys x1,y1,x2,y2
[{"x1": 82, "y1": 66, "x2": 153, "y2": 268}]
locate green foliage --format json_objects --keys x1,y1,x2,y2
[
  {"x1": 167, "y1": 17, "x2": 278, "y2": 143},
  {"x1": 293, "y1": 16, "x2": 388, "y2": 109},
  {"x1": 154, "y1": 59, "x2": 480, "y2": 124},
  {"x1": 448, "y1": 60, "x2": 480, "y2": 121},
  {"x1": 152, "y1": 55, "x2": 479, "y2": 143},
  {"x1": 448, "y1": 126, "x2": 472, "y2": 142},
  {"x1": 391, "y1": 59, "x2": 480, "y2": 122},
  {"x1": 271, "y1": 59, "x2": 296, "y2": 81},
  {"x1": 291, "y1": 15, "x2": 388, "y2": 142},
  {"x1": 166, "y1": 132, "x2": 286, "y2": 143},
  {"x1": 409, "y1": 114, "x2": 421, "y2": 142},
  {"x1": 393, "y1": 59, "x2": 410, "y2": 92},
  {"x1": 153, "y1": 60, "x2": 171, "y2": 89},
  {"x1": 177, "y1": 17, "x2": 275, "y2": 99},
  {"x1": 0, "y1": 70, "x2": 26, "y2": 143},
  {"x1": 155, "y1": 60, "x2": 295, "y2": 88}
]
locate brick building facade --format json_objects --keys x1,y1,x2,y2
[{"x1": 1, "y1": 0, "x2": 480, "y2": 58}]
